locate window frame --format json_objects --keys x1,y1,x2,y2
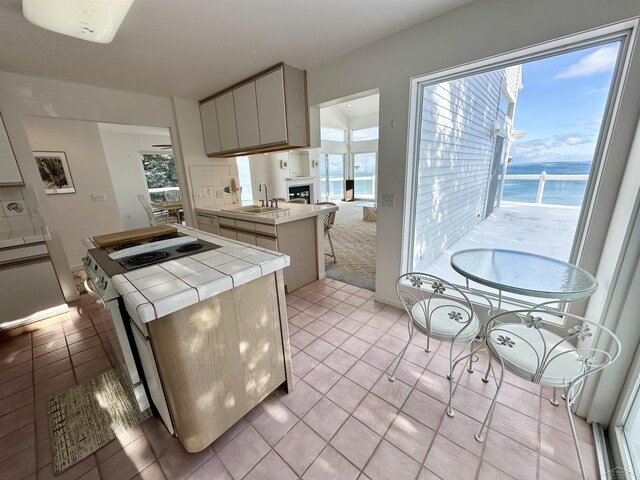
[
  {"x1": 351, "y1": 126, "x2": 379, "y2": 142},
  {"x1": 402, "y1": 23, "x2": 635, "y2": 311},
  {"x1": 321, "y1": 126, "x2": 347, "y2": 142}
]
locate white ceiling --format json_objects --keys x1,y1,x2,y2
[
  {"x1": 97, "y1": 123, "x2": 170, "y2": 137},
  {"x1": 336, "y1": 94, "x2": 380, "y2": 118},
  {"x1": 0, "y1": 0, "x2": 474, "y2": 100}
]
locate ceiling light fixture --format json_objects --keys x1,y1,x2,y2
[
  {"x1": 23, "y1": 0, "x2": 135, "y2": 44},
  {"x1": 347, "y1": 103, "x2": 353, "y2": 108}
]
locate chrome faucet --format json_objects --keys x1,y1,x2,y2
[{"x1": 258, "y1": 182, "x2": 268, "y2": 207}]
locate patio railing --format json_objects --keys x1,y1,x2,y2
[{"x1": 499, "y1": 171, "x2": 589, "y2": 205}]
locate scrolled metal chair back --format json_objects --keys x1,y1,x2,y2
[
  {"x1": 396, "y1": 272, "x2": 480, "y2": 340},
  {"x1": 486, "y1": 308, "x2": 620, "y2": 387}
]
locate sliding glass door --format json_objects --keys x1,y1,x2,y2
[
  {"x1": 319, "y1": 153, "x2": 344, "y2": 202},
  {"x1": 353, "y1": 152, "x2": 377, "y2": 200}
]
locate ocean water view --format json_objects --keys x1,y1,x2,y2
[{"x1": 502, "y1": 160, "x2": 591, "y2": 206}]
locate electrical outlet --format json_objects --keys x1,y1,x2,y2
[
  {"x1": 280, "y1": 160, "x2": 288, "y2": 169},
  {"x1": 91, "y1": 193, "x2": 106, "y2": 202},
  {"x1": 381, "y1": 193, "x2": 395, "y2": 207}
]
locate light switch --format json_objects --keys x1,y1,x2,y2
[
  {"x1": 381, "y1": 193, "x2": 395, "y2": 207},
  {"x1": 91, "y1": 193, "x2": 107, "y2": 202}
]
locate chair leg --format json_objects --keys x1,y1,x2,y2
[
  {"x1": 425, "y1": 335, "x2": 431, "y2": 353},
  {"x1": 565, "y1": 385, "x2": 588, "y2": 480},
  {"x1": 467, "y1": 338, "x2": 476, "y2": 373},
  {"x1": 327, "y1": 231, "x2": 336, "y2": 263},
  {"x1": 447, "y1": 339, "x2": 483, "y2": 417},
  {"x1": 475, "y1": 357, "x2": 504, "y2": 442},
  {"x1": 389, "y1": 333, "x2": 412, "y2": 382},
  {"x1": 482, "y1": 354, "x2": 492, "y2": 383}
]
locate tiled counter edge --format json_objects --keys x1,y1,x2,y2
[
  {"x1": 0, "y1": 226, "x2": 51, "y2": 248},
  {"x1": 112, "y1": 225, "x2": 290, "y2": 324}
]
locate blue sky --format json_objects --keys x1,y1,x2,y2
[{"x1": 509, "y1": 42, "x2": 620, "y2": 164}]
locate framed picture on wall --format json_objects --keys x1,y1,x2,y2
[{"x1": 33, "y1": 151, "x2": 76, "y2": 194}]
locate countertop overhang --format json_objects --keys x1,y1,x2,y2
[
  {"x1": 110, "y1": 225, "x2": 290, "y2": 324},
  {"x1": 196, "y1": 202, "x2": 338, "y2": 225}
]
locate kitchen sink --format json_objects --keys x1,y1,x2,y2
[{"x1": 222, "y1": 206, "x2": 288, "y2": 215}]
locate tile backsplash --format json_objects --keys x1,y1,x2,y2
[
  {"x1": 189, "y1": 164, "x2": 241, "y2": 209},
  {"x1": 0, "y1": 185, "x2": 45, "y2": 232}
]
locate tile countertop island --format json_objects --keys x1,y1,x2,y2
[
  {"x1": 111, "y1": 224, "x2": 290, "y2": 324},
  {"x1": 195, "y1": 203, "x2": 338, "y2": 292},
  {"x1": 99, "y1": 225, "x2": 294, "y2": 453}
]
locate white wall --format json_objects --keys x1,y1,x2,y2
[
  {"x1": 0, "y1": 70, "x2": 180, "y2": 300},
  {"x1": 22, "y1": 117, "x2": 123, "y2": 268},
  {"x1": 307, "y1": 0, "x2": 640, "y2": 304},
  {"x1": 99, "y1": 129, "x2": 172, "y2": 229}
]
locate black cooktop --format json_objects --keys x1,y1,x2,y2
[{"x1": 89, "y1": 234, "x2": 221, "y2": 277}]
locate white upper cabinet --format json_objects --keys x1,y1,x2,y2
[
  {"x1": 199, "y1": 99, "x2": 221, "y2": 155},
  {"x1": 215, "y1": 92, "x2": 239, "y2": 152},
  {"x1": 199, "y1": 63, "x2": 309, "y2": 157},
  {"x1": 256, "y1": 68, "x2": 287, "y2": 145},
  {"x1": 0, "y1": 113, "x2": 23, "y2": 185},
  {"x1": 233, "y1": 82, "x2": 261, "y2": 149}
]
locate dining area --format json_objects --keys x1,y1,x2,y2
[{"x1": 389, "y1": 248, "x2": 620, "y2": 480}]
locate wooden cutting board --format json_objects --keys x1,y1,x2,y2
[{"x1": 93, "y1": 225, "x2": 177, "y2": 247}]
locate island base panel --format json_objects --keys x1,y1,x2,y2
[{"x1": 147, "y1": 273, "x2": 289, "y2": 453}]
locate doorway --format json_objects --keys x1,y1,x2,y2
[{"x1": 319, "y1": 93, "x2": 380, "y2": 290}]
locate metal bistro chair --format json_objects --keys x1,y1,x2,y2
[
  {"x1": 138, "y1": 194, "x2": 168, "y2": 226},
  {"x1": 391, "y1": 273, "x2": 492, "y2": 417},
  {"x1": 316, "y1": 201, "x2": 337, "y2": 263},
  {"x1": 476, "y1": 308, "x2": 621, "y2": 480}
]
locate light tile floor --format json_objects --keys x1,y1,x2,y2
[{"x1": 0, "y1": 278, "x2": 598, "y2": 479}]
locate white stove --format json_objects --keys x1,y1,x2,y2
[{"x1": 82, "y1": 232, "x2": 221, "y2": 421}]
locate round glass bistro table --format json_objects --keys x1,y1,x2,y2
[
  {"x1": 450, "y1": 248, "x2": 598, "y2": 407},
  {"x1": 450, "y1": 248, "x2": 598, "y2": 301}
]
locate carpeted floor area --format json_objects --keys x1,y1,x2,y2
[{"x1": 324, "y1": 201, "x2": 376, "y2": 287}]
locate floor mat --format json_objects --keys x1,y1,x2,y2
[
  {"x1": 72, "y1": 270, "x2": 88, "y2": 295},
  {"x1": 49, "y1": 369, "x2": 151, "y2": 474}
]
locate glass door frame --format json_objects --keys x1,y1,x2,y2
[
  {"x1": 319, "y1": 152, "x2": 346, "y2": 202},
  {"x1": 401, "y1": 23, "x2": 635, "y2": 310},
  {"x1": 352, "y1": 151, "x2": 378, "y2": 201}
]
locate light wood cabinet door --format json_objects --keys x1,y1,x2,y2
[
  {"x1": 255, "y1": 68, "x2": 287, "y2": 145},
  {"x1": 196, "y1": 214, "x2": 219, "y2": 235},
  {"x1": 256, "y1": 235, "x2": 278, "y2": 251},
  {"x1": 199, "y1": 99, "x2": 221, "y2": 155},
  {"x1": 233, "y1": 82, "x2": 261, "y2": 149},
  {"x1": 236, "y1": 231, "x2": 257, "y2": 246},
  {"x1": 219, "y1": 227, "x2": 237, "y2": 240},
  {"x1": 215, "y1": 92, "x2": 239, "y2": 152}
]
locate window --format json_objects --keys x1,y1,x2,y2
[
  {"x1": 236, "y1": 156, "x2": 253, "y2": 204},
  {"x1": 321, "y1": 127, "x2": 346, "y2": 142},
  {"x1": 353, "y1": 152, "x2": 377, "y2": 200},
  {"x1": 351, "y1": 127, "x2": 379, "y2": 142},
  {"x1": 404, "y1": 38, "x2": 623, "y2": 291},
  {"x1": 140, "y1": 153, "x2": 179, "y2": 202}
]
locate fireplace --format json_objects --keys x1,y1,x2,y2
[{"x1": 288, "y1": 184, "x2": 311, "y2": 203}]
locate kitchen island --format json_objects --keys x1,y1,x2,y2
[
  {"x1": 104, "y1": 225, "x2": 294, "y2": 453},
  {"x1": 196, "y1": 202, "x2": 338, "y2": 292}
]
